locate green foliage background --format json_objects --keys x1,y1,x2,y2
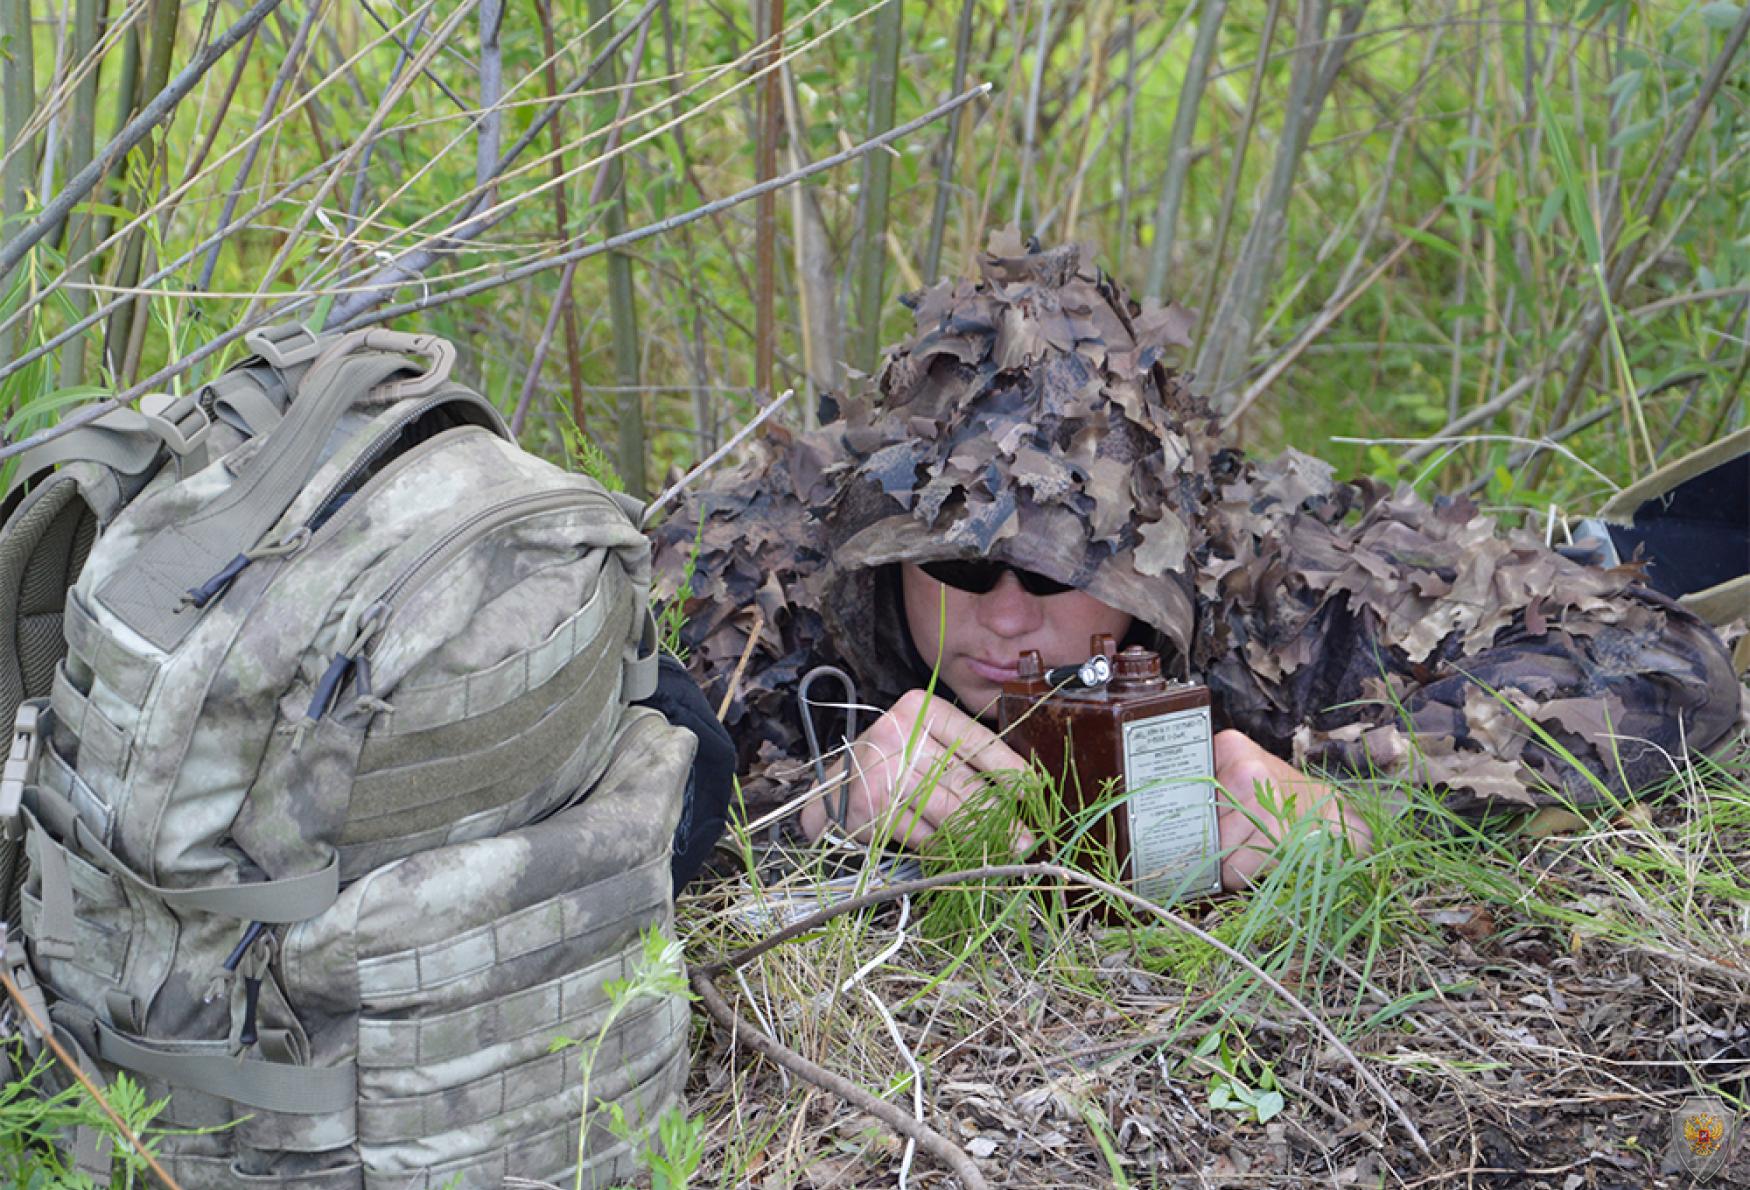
[{"x1": 2, "y1": 0, "x2": 1744, "y2": 515}]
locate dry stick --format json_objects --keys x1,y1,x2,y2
[
  {"x1": 509, "y1": 257, "x2": 583, "y2": 438},
  {"x1": 536, "y1": 0, "x2": 588, "y2": 434},
  {"x1": 322, "y1": 0, "x2": 667, "y2": 330},
  {"x1": 177, "y1": 23, "x2": 259, "y2": 186},
  {"x1": 476, "y1": 0, "x2": 504, "y2": 196},
  {"x1": 692, "y1": 968, "x2": 989, "y2": 1189},
  {"x1": 586, "y1": 0, "x2": 650, "y2": 497},
  {"x1": 0, "y1": 955, "x2": 184, "y2": 1190},
  {"x1": 644, "y1": 387, "x2": 794, "y2": 527},
  {"x1": 104, "y1": 0, "x2": 184, "y2": 370},
  {"x1": 1142, "y1": 0, "x2": 1226, "y2": 305},
  {"x1": 923, "y1": 0, "x2": 977, "y2": 284},
  {"x1": 782, "y1": 61, "x2": 843, "y2": 414},
  {"x1": 1013, "y1": 0, "x2": 1054, "y2": 232},
  {"x1": 850, "y1": 0, "x2": 904, "y2": 374},
  {"x1": 1059, "y1": 0, "x2": 1114, "y2": 238},
  {"x1": 754, "y1": 0, "x2": 784, "y2": 398},
  {"x1": 512, "y1": 8, "x2": 655, "y2": 440},
  {"x1": 0, "y1": 0, "x2": 433, "y2": 348},
  {"x1": 700, "y1": 862, "x2": 1432, "y2": 1159},
  {"x1": 715, "y1": 605, "x2": 767, "y2": 721},
  {"x1": 1197, "y1": 0, "x2": 1365, "y2": 409},
  {"x1": 51, "y1": 0, "x2": 102, "y2": 388},
  {"x1": 1525, "y1": 3, "x2": 1750, "y2": 489},
  {"x1": 0, "y1": 0, "x2": 285, "y2": 282},
  {"x1": 0, "y1": 154, "x2": 336, "y2": 388},
  {"x1": 344, "y1": 5, "x2": 432, "y2": 230},
  {"x1": 1189, "y1": 0, "x2": 1278, "y2": 342},
  {"x1": 197, "y1": 0, "x2": 321, "y2": 290},
  {"x1": 0, "y1": 86, "x2": 985, "y2": 466},
  {"x1": 1112, "y1": 3, "x2": 1139, "y2": 253},
  {"x1": 327, "y1": 83, "x2": 991, "y2": 334},
  {"x1": 237, "y1": 0, "x2": 481, "y2": 325},
  {"x1": 354, "y1": 0, "x2": 467, "y2": 109}
]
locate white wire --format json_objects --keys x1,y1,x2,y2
[{"x1": 840, "y1": 896, "x2": 921, "y2": 1189}]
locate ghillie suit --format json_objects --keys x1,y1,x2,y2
[{"x1": 654, "y1": 237, "x2": 1743, "y2": 825}]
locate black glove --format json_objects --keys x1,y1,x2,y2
[{"x1": 636, "y1": 653, "x2": 734, "y2": 891}]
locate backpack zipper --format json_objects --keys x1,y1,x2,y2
[
  {"x1": 182, "y1": 392, "x2": 490, "y2": 610},
  {"x1": 301, "y1": 486, "x2": 614, "y2": 725}
]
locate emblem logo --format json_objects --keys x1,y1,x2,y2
[{"x1": 1671, "y1": 1096, "x2": 1739, "y2": 1181}]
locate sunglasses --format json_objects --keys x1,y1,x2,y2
[{"x1": 919, "y1": 559, "x2": 1075, "y2": 597}]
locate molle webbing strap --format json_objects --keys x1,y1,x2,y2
[
  {"x1": 24, "y1": 795, "x2": 339, "y2": 924},
  {"x1": 96, "y1": 351, "x2": 414, "y2": 651},
  {"x1": 61, "y1": 592, "x2": 157, "y2": 705},
  {"x1": 96, "y1": 1021, "x2": 357, "y2": 1115}
]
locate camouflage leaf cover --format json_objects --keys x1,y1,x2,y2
[{"x1": 653, "y1": 233, "x2": 1742, "y2": 822}]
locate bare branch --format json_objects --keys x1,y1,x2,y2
[
  {"x1": 0, "y1": 84, "x2": 991, "y2": 467},
  {"x1": 322, "y1": 0, "x2": 666, "y2": 330},
  {"x1": 0, "y1": 0, "x2": 288, "y2": 282}
]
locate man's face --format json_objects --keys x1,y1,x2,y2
[{"x1": 900, "y1": 561, "x2": 1135, "y2": 719}]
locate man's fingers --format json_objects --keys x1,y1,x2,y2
[{"x1": 915, "y1": 705, "x2": 1028, "y2": 773}]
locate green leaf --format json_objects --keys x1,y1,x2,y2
[
  {"x1": 1608, "y1": 118, "x2": 1661, "y2": 149},
  {"x1": 1254, "y1": 1089, "x2": 1286, "y2": 1123},
  {"x1": 1535, "y1": 189, "x2": 1566, "y2": 237},
  {"x1": 1700, "y1": 2, "x2": 1744, "y2": 31},
  {"x1": 1399, "y1": 225, "x2": 1461, "y2": 259},
  {"x1": 1604, "y1": 69, "x2": 1642, "y2": 97}
]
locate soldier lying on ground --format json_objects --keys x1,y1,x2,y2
[{"x1": 655, "y1": 235, "x2": 1744, "y2": 890}]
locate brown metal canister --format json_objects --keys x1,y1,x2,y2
[{"x1": 998, "y1": 637, "x2": 1222, "y2": 902}]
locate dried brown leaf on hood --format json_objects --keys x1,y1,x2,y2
[
  {"x1": 1132, "y1": 300, "x2": 1197, "y2": 354},
  {"x1": 1134, "y1": 511, "x2": 1190, "y2": 577}
]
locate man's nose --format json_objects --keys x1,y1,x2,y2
[{"x1": 975, "y1": 570, "x2": 1045, "y2": 637}]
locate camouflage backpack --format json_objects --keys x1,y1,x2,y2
[{"x1": 0, "y1": 323, "x2": 693, "y2": 1187}]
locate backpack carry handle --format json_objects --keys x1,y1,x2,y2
[{"x1": 96, "y1": 326, "x2": 461, "y2": 651}]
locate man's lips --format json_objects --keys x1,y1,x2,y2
[{"x1": 965, "y1": 657, "x2": 1020, "y2": 683}]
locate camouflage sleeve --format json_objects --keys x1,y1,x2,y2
[
  {"x1": 648, "y1": 429, "x2": 844, "y2": 822},
  {"x1": 1195, "y1": 465, "x2": 1744, "y2": 815}
]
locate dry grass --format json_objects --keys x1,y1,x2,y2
[{"x1": 678, "y1": 738, "x2": 1750, "y2": 1187}]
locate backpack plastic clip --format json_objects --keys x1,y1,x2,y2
[
  {"x1": 363, "y1": 331, "x2": 456, "y2": 400},
  {"x1": 137, "y1": 393, "x2": 212, "y2": 460},
  {"x1": 0, "y1": 701, "x2": 44, "y2": 843},
  {"x1": 244, "y1": 322, "x2": 324, "y2": 369}
]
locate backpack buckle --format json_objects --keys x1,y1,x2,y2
[
  {"x1": 0, "y1": 700, "x2": 45, "y2": 843},
  {"x1": 137, "y1": 393, "x2": 211, "y2": 459},
  {"x1": 244, "y1": 322, "x2": 323, "y2": 369}
]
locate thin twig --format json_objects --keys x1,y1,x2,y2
[
  {"x1": 322, "y1": 0, "x2": 666, "y2": 329},
  {"x1": 0, "y1": 937, "x2": 184, "y2": 1189},
  {"x1": 327, "y1": 83, "x2": 991, "y2": 333},
  {"x1": 0, "y1": 0, "x2": 287, "y2": 282},
  {"x1": 644, "y1": 387, "x2": 794, "y2": 525},
  {"x1": 923, "y1": 0, "x2": 977, "y2": 284},
  {"x1": 716, "y1": 606, "x2": 767, "y2": 722},
  {"x1": 692, "y1": 968, "x2": 989, "y2": 1189},
  {"x1": 197, "y1": 0, "x2": 322, "y2": 290},
  {"x1": 701, "y1": 862, "x2": 1434, "y2": 1158},
  {"x1": 0, "y1": 84, "x2": 987, "y2": 465}
]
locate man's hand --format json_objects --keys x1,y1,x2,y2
[
  {"x1": 799, "y1": 689, "x2": 1031, "y2": 848},
  {"x1": 1214, "y1": 729, "x2": 1371, "y2": 891}
]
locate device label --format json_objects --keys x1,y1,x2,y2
[{"x1": 1122, "y1": 705, "x2": 1220, "y2": 901}]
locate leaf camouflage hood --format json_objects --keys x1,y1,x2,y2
[{"x1": 656, "y1": 234, "x2": 1742, "y2": 820}]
